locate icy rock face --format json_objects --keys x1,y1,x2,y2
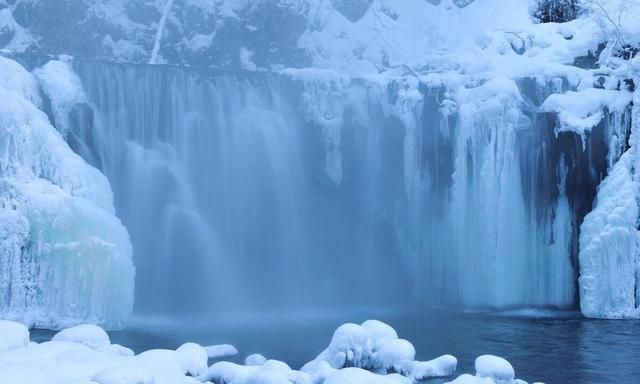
[
  {"x1": 0, "y1": 56, "x2": 134, "y2": 328},
  {"x1": 579, "y1": 151, "x2": 640, "y2": 318}
]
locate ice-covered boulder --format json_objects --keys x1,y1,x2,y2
[
  {"x1": 0, "y1": 320, "x2": 29, "y2": 351},
  {"x1": 323, "y1": 367, "x2": 411, "y2": 384},
  {"x1": 474, "y1": 355, "x2": 515, "y2": 384},
  {"x1": 204, "y1": 343, "x2": 239, "y2": 359},
  {"x1": 176, "y1": 342, "x2": 209, "y2": 378},
  {"x1": 92, "y1": 365, "x2": 155, "y2": 384},
  {"x1": 409, "y1": 355, "x2": 458, "y2": 380},
  {"x1": 245, "y1": 353, "x2": 268, "y2": 366},
  {"x1": 203, "y1": 359, "x2": 311, "y2": 384},
  {"x1": 302, "y1": 320, "x2": 415, "y2": 374},
  {"x1": 53, "y1": 324, "x2": 111, "y2": 351}
]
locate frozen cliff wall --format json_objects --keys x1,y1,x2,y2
[{"x1": 0, "y1": 57, "x2": 134, "y2": 329}]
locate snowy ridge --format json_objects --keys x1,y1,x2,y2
[{"x1": 0, "y1": 56, "x2": 134, "y2": 329}]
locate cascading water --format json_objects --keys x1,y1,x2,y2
[{"x1": 62, "y1": 61, "x2": 620, "y2": 317}]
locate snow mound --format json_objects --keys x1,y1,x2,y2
[
  {"x1": 474, "y1": 355, "x2": 515, "y2": 384},
  {"x1": 92, "y1": 365, "x2": 155, "y2": 384},
  {"x1": 245, "y1": 353, "x2": 268, "y2": 366},
  {"x1": 302, "y1": 319, "x2": 415, "y2": 374},
  {"x1": 323, "y1": 367, "x2": 410, "y2": 384},
  {"x1": 53, "y1": 324, "x2": 111, "y2": 351},
  {"x1": 203, "y1": 359, "x2": 310, "y2": 384},
  {"x1": 176, "y1": 342, "x2": 209, "y2": 377},
  {"x1": 410, "y1": 355, "x2": 458, "y2": 380},
  {"x1": 0, "y1": 320, "x2": 29, "y2": 352},
  {"x1": 204, "y1": 343, "x2": 239, "y2": 359}
]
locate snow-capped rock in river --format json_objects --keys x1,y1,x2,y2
[{"x1": 0, "y1": 56, "x2": 134, "y2": 329}]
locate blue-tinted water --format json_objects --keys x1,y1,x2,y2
[{"x1": 32, "y1": 309, "x2": 640, "y2": 383}]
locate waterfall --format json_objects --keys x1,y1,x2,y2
[{"x1": 63, "y1": 62, "x2": 618, "y2": 316}]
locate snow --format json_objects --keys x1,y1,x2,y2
[
  {"x1": 245, "y1": 353, "x2": 268, "y2": 366},
  {"x1": 0, "y1": 320, "x2": 29, "y2": 352},
  {"x1": 542, "y1": 88, "x2": 633, "y2": 136},
  {"x1": 52, "y1": 324, "x2": 111, "y2": 351},
  {"x1": 204, "y1": 343, "x2": 239, "y2": 359},
  {"x1": 579, "y1": 151, "x2": 640, "y2": 318},
  {"x1": 410, "y1": 355, "x2": 458, "y2": 381},
  {"x1": 34, "y1": 59, "x2": 88, "y2": 138},
  {"x1": 176, "y1": 342, "x2": 209, "y2": 377},
  {"x1": 302, "y1": 320, "x2": 415, "y2": 373},
  {"x1": 0, "y1": 56, "x2": 134, "y2": 329},
  {"x1": 474, "y1": 355, "x2": 515, "y2": 384},
  {"x1": 0, "y1": 319, "x2": 543, "y2": 384}
]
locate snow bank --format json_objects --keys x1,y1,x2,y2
[
  {"x1": 0, "y1": 56, "x2": 134, "y2": 328},
  {"x1": 52, "y1": 324, "x2": 111, "y2": 351},
  {"x1": 579, "y1": 151, "x2": 640, "y2": 318},
  {"x1": 0, "y1": 320, "x2": 29, "y2": 352},
  {"x1": 0, "y1": 319, "x2": 543, "y2": 384},
  {"x1": 203, "y1": 359, "x2": 311, "y2": 384}
]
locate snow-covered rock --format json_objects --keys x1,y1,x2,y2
[
  {"x1": 302, "y1": 320, "x2": 415, "y2": 374},
  {"x1": 245, "y1": 353, "x2": 268, "y2": 366},
  {"x1": 0, "y1": 319, "x2": 545, "y2": 384},
  {"x1": 175, "y1": 342, "x2": 209, "y2": 378},
  {"x1": 204, "y1": 343, "x2": 239, "y2": 359},
  {"x1": 323, "y1": 367, "x2": 411, "y2": 384},
  {"x1": 52, "y1": 324, "x2": 111, "y2": 351},
  {"x1": 474, "y1": 355, "x2": 515, "y2": 384},
  {"x1": 203, "y1": 359, "x2": 311, "y2": 384},
  {"x1": 409, "y1": 355, "x2": 458, "y2": 380},
  {"x1": 0, "y1": 320, "x2": 29, "y2": 352}
]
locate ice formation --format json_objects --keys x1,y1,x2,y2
[
  {"x1": 0, "y1": 0, "x2": 639, "y2": 322},
  {"x1": 0, "y1": 56, "x2": 134, "y2": 328},
  {"x1": 0, "y1": 319, "x2": 536, "y2": 384}
]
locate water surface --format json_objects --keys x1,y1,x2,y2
[{"x1": 32, "y1": 309, "x2": 640, "y2": 383}]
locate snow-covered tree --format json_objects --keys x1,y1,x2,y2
[{"x1": 531, "y1": 0, "x2": 580, "y2": 22}]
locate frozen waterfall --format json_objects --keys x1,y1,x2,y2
[
  {"x1": 0, "y1": 58, "x2": 133, "y2": 329},
  {"x1": 57, "y1": 61, "x2": 626, "y2": 317}
]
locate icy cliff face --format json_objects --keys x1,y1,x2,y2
[{"x1": 0, "y1": 57, "x2": 134, "y2": 328}]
